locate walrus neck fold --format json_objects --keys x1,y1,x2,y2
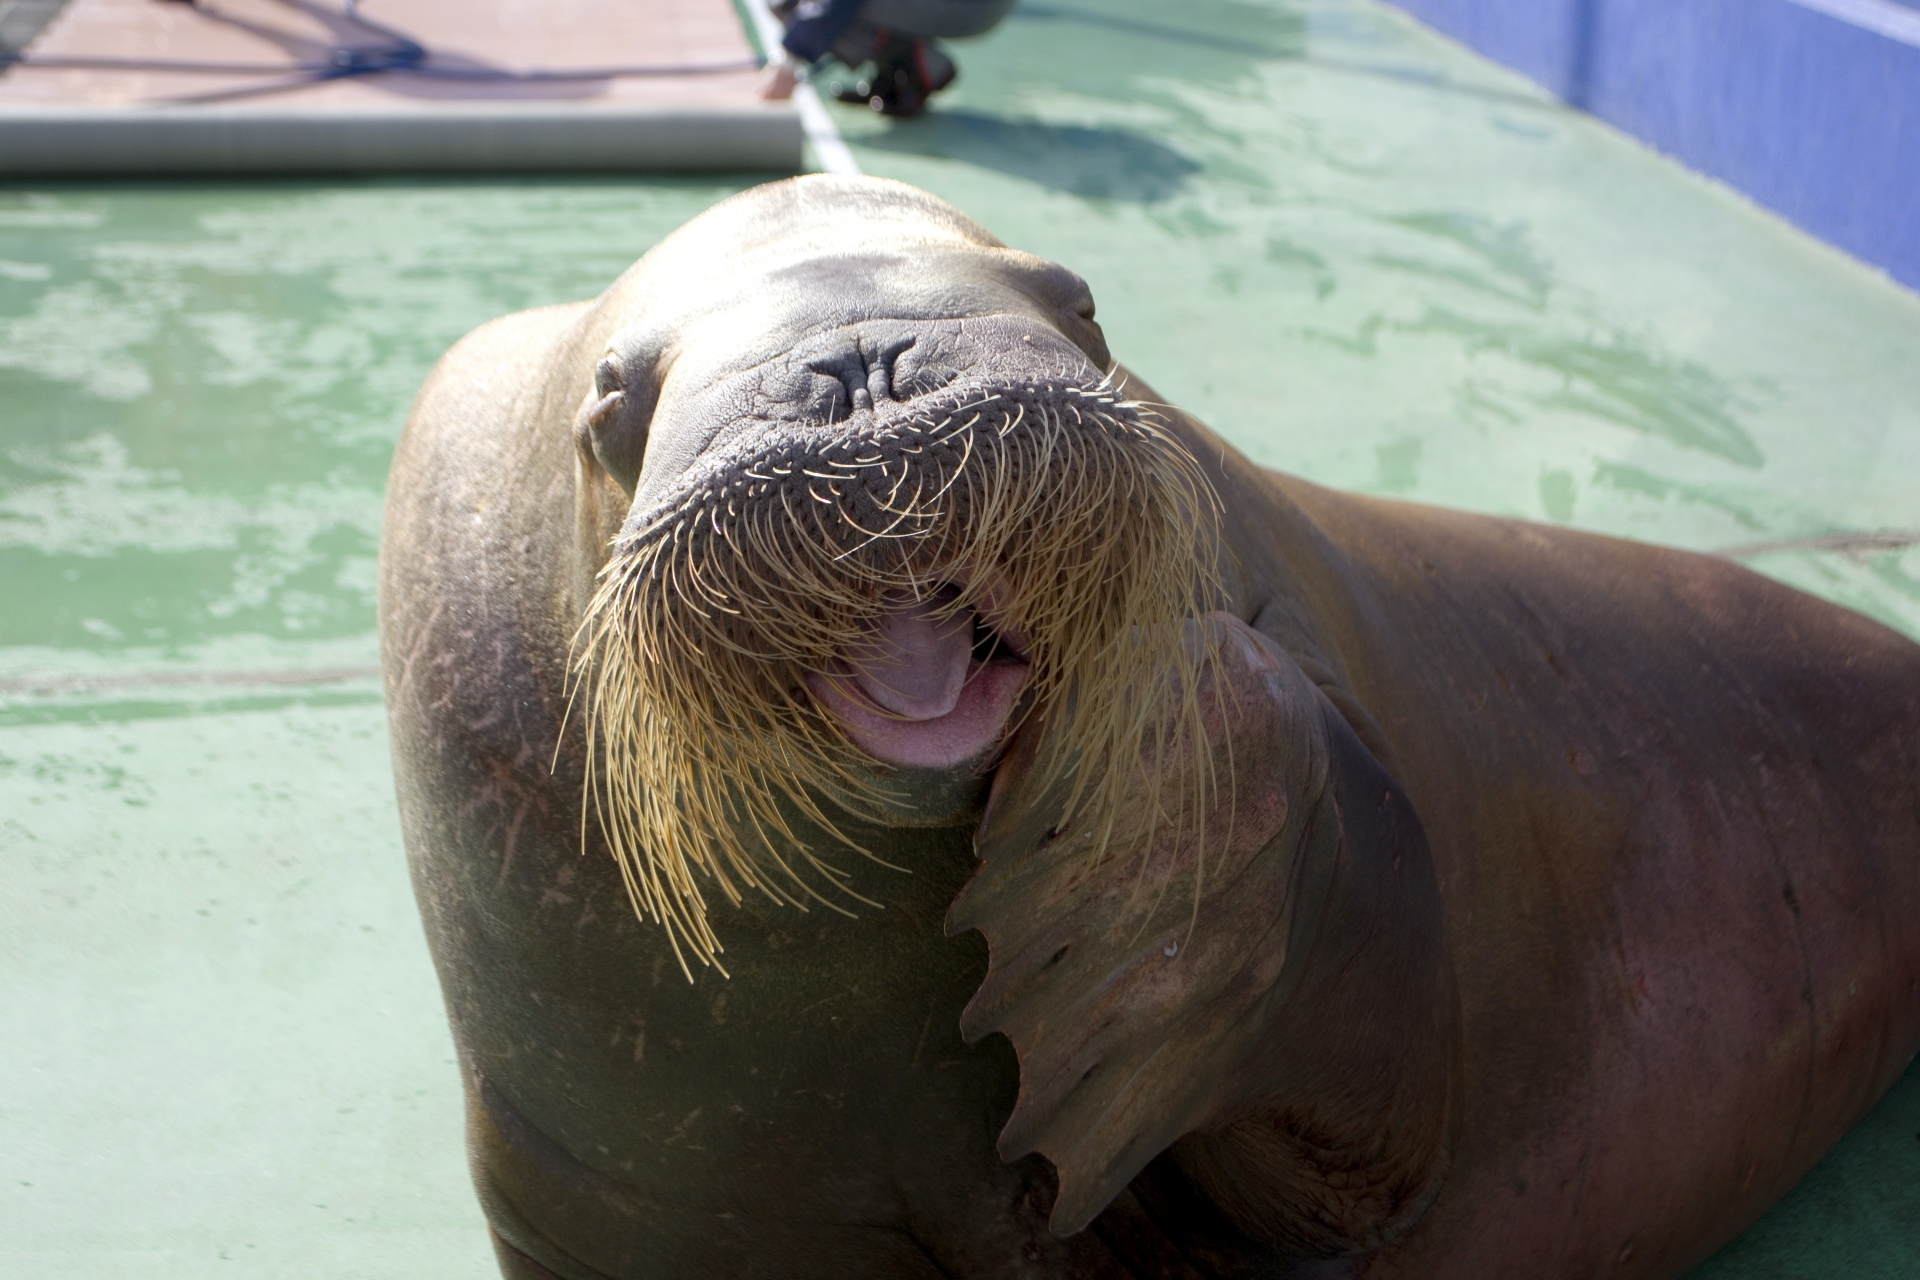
[{"x1": 951, "y1": 614, "x2": 1460, "y2": 1252}]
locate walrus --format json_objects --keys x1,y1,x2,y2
[{"x1": 378, "y1": 175, "x2": 1920, "y2": 1279}]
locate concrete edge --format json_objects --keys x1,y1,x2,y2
[{"x1": 0, "y1": 102, "x2": 804, "y2": 174}]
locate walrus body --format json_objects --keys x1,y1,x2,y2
[{"x1": 379, "y1": 177, "x2": 1920, "y2": 1279}]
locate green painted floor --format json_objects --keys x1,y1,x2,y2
[{"x1": 3, "y1": 0, "x2": 1916, "y2": 1275}]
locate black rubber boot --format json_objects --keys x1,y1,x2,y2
[{"x1": 832, "y1": 34, "x2": 955, "y2": 117}]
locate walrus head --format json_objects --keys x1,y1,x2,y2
[{"x1": 568, "y1": 177, "x2": 1223, "y2": 974}]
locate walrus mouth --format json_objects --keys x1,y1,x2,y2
[
  {"x1": 806, "y1": 582, "x2": 1035, "y2": 770},
  {"x1": 575, "y1": 374, "x2": 1220, "y2": 974}
]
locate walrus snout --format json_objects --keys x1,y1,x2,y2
[
  {"x1": 602, "y1": 310, "x2": 1136, "y2": 771},
  {"x1": 587, "y1": 332, "x2": 1210, "y2": 805},
  {"x1": 567, "y1": 188, "x2": 1218, "y2": 964},
  {"x1": 625, "y1": 314, "x2": 1105, "y2": 523}
]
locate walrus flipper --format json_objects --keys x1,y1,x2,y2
[{"x1": 948, "y1": 614, "x2": 1460, "y2": 1255}]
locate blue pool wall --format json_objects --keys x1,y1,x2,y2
[{"x1": 1381, "y1": 0, "x2": 1920, "y2": 293}]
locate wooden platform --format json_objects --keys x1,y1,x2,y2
[{"x1": 0, "y1": 0, "x2": 801, "y2": 174}]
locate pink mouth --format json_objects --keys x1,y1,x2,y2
[{"x1": 807, "y1": 588, "x2": 1030, "y2": 770}]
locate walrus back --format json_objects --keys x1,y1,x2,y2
[{"x1": 1269, "y1": 479, "x2": 1920, "y2": 1277}]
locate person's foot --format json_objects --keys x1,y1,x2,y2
[
  {"x1": 758, "y1": 52, "x2": 798, "y2": 101},
  {"x1": 832, "y1": 37, "x2": 955, "y2": 117}
]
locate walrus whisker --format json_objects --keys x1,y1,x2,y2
[
  {"x1": 735, "y1": 801, "x2": 873, "y2": 916},
  {"x1": 575, "y1": 379, "x2": 1222, "y2": 970},
  {"x1": 882, "y1": 461, "x2": 911, "y2": 510}
]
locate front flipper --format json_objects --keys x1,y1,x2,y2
[{"x1": 947, "y1": 614, "x2": 1459, "y2": 1255}]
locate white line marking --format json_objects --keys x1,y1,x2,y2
[
  {"x1": 1783, "y1": 0, "x2": 1920, "y2": 49},
  {"x1": 792, "y1": 82, "x2": 861, "y2": 175},
  {"x1": 741, "y1": 0, "x2": 862, "y2": 175}
]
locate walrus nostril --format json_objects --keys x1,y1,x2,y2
[
  {"x1": 811, "y1": 333, "x2": 919, "y2": 421},
  {"x1": 866, "y1": 340, "x2": 911, "y2": 404},
  {"x1": 866, "y1": 333, "x2": 915, "y2": 404}
]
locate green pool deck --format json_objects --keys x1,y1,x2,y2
[{"x1": 3, "y1": 0, "x2": 1917, "y2": 1274}]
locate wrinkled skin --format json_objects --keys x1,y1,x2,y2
[{"x1": 379, "y1": 176, "x2": 1920, "y2": 1280}]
